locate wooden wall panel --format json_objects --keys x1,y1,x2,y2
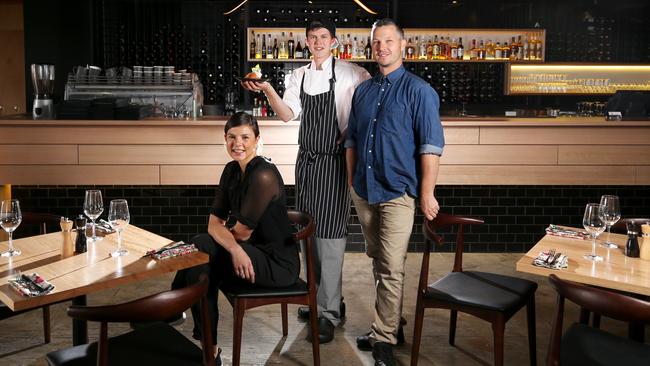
[
  {"x1": 438, "y1": 165, "x2": 636, "y2": 185},
  {"x1": 0, "y1": 145, "x2": 77, "y2": 164},
  {"x1": 636, "y1": 167, "x2": 650, "y2": 185},
  {"x1": 0, "y1": 165, "x2": 159, "y2": 185},
  {"x1": 559, "y1": 146, "x2": 650, "y2": 165},
  {"x1": 481, "y1": 127, "x2": 650, "y2": 145},
  {"x1": 444, "y1": 127, "x2": 479, "y2": 144},
  {"x1": 441, "y1": 145, "x2": 557, "y2": 165}
]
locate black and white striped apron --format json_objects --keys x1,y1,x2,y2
[{"x1": 295, "y1": 59, "x2": 350, "y2": 239}]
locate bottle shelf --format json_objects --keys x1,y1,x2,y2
[
  {"x1": 248, "y1": 27, "x2": 546, "y2": 63},
  {"x1": 505, "y1": 63, "x2": 650, "y2": 95},
  {"x1": 247, "y1": 58, "x2": 545, "y2": 63}
]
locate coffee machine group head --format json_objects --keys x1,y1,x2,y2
[{"x1": 31, "y1": 63, "x2": 55, "y2": 119}]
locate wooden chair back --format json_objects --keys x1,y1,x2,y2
[
  {"x1": 546, "y1": 274, "x2": 650, "y2": 366},
  {"x1": 66, "y1": 276, "x2": 214, "y2": 366}
]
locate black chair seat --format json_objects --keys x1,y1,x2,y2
[
  {"x1": 46, "y1": 322, "x2": 204, "y2": 366},
  {"x1": 425, "y1": 271, "x2": 538, "y2": 312},
  {"x1": 222, "y1": 279, "x2": 308, "y2": 298},
  {"x1": 560, "y1": 323, "x2": 650, "y2": 366}
]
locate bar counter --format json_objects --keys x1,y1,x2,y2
[{"x1": 1, "y1": 116, "x2": 649, "y2": 185}]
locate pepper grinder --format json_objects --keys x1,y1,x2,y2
[
  {"x1": 640, "y1": 224, "x2": 650, "y2": 261},
  {"x1": 625, "y1": 222, "x2": 640, "y2": 258},
  {"x1": 60, "y1": 216, "x2": 74, "y2": 258},
  {"x1": 74, "y1": 215, "x2": 87, "y2": 253}
]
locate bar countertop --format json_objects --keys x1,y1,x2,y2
[{"x1": 1, "y1": 115, "x2": 649, "y2": 186}]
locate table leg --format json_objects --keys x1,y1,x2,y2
[{"x1": 72, "y1": 295, "x2": 88, "y2": 345}]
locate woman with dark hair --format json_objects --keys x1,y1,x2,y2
[{"x1": 171, "y1": 112, "x2": 299, "y2": 363}]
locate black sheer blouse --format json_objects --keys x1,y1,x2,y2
[{"x1": 211, "y1": 156, "x2": 298, "y2": 274}]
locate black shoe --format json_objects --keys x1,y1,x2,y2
[
  {"x1": 215, "y1": 347, "x2": 222, "y2": 366},
  {"x1": 356, "y1": 318, "x2": 407, "y2": 351},
  {"x1": 372, "y1": 342, "x2": 396, "y2": 366},
  {"x1": 308, "y1": 316, "x2": 335, "y2": 344},
  {"x1": 298, "y1": 298, "x2": 346, "y2": 320}
]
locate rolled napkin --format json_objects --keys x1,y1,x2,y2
[
  {"x1": 144, "y1": 241, "x2": 198, "y2": 260},
  {"x1": 532, "y1": 250, "x2": 568, "y2": 270},
  {"x1": 9, "y1": 273, "x2": 55, "y2": 297},
  {"x1": 545, "y1": 224, "x2": 589, "y2": 240}
]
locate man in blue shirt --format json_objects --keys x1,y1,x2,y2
[{"x1": 345, "y1": 18, "x2": 444, "y2": 366}]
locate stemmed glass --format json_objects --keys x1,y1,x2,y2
[
  {"x1": 0, "y1": 199, "x2": 22, "y2": 257},
  {"x1": 582, "y1": 203, "x2": 606, "y2": 261},
  {"x1": 84, "y1": 190, "x2": 104, "y2": 243},
  {"x1": 599, "y1": 195, "x2": 621, "y2": 249},
  {"x1": 108, "y1": 199, "x2": 130, "y2": 258}
]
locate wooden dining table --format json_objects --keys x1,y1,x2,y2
[
  {"x1": 517, "y1": 228, "x2": 650, "y2": 340},
  {"x1": 0, "y1": 225, "x2": 209, "y2": 345},
  {"x1": 516, "y1": 229, "x2": 650, "y2": 296}
]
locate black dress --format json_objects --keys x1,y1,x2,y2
[{"x1": 172, "y1": 156, "x2": 299, "y2": 344}]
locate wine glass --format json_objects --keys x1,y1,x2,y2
[
  {"x1": 599, "y1": 195, "x2": 621, "y2": 248},
  {"x1": 84, "y1": 190, "x2": 104, "y2": 243},
  {"x1": 582, "y1": 203, "x2": 605, "y2": 261},
  {"x1": 0, "y1": 199, "x2": 22, "y2": 257},
  {"x1": 108, "y1": 199, "x2": 130, "y2": 258}
]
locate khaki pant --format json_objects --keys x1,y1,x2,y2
[{"x1": 351, "y1": 187, "x2": 415, "y2": 344}]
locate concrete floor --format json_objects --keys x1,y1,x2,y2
[{"x1": 0, "y1": 252, "x2": 644, "y2": 366}]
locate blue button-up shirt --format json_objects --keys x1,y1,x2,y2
[{"x1": 345, "y1": 65, "x2": 444, "y2": 205}]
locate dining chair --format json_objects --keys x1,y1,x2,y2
[
  {"x1": 0, "y1": 212, "x2": 60, "y2": 344},
  {"x1": 546, "y1": 274, "x2": 650, "y2": 366},
  {"x1": 411, "y1": 213, "x2": 538, "y2": 366},
  {"x1": 45, "y1": 275, "x2": 215, "y2": 366},
  {"x1": 220, "y1": 209, "x2": 319, "y2": 366},
  {"x1": 611, "y1": 217, "x2": 650, "y2": 234}
]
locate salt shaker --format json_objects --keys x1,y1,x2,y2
[
  {"x1": 74, "y1": 215, "x2": 87, "y2": 253},
  {"x1": 625, "y1": 222, "x2": 640, "y2": 258}
]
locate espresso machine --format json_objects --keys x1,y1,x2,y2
[{"x1": 31, "y1": 64, "x2": 55, "y2": 119}]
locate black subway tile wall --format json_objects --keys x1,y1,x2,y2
[{"x1": 11, "y1": 185, "x2": 650, "y2": 253}]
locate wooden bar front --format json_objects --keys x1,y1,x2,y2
[{"x1": 1, "y1": 117, "x2": 649, "y2": 186}]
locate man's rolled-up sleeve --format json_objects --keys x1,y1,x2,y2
[{"x1": 414, "y1": 85, "x2": 444, "y2": 156}]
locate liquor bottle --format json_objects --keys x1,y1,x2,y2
[
  {"x1": 439, "y1": 36, "x2": 449, "y2": 60},
  {"x1": 279, "y1": 32, "x2": 288, "y2": 59},
  {"x1": 485, "y1": 39, "x2": 495, "y2": 59},
  {"x1": 358, "y1": 37, "x2": 365, "y2": 59},
  {"x1": 426, "y1": 37, "x2": 434, "y2": 59},
  {"x1": 457, "y1": 37, "x2": 464, "y2": 60},
  {"x1": 478, "y1": 40, "x2": 486, "y2": 60},
  {"x1": 469, "y1": 39, "x2": 478, "y2": 60},
  {"x1": 261, "y1": 33, "x2": 267, "y2": 59},
  {"x1": 288, "y1": 32, "x2": 295, "y2": 59},
  {"x1": 502, "y1": 41, "x2": 511, "y2": 59},
  {"x1": 406, "y1": 38, "x2": 415, "y2": 60},
  {"x1": 418, "y1": 36, "x2": 428, "y2": 60},
  {"x1": 535, "y1": 37, "x2": 543, "y2": 60},
  {"x1": 266, "y1": 34, "x2": 273, "y2": 59},
  {"x1": 295, "y1": 39, "x2": 304, "y2": 58},
  {"x1": 495, "y1": 41, "x2": 503, "y2": 59},
  {"x1": 339, "y1": 36, "x2": 345, "y2": 59},
  {"x1": 450, "y1": 38, "x2": 458, "y2": 60},
  {"x1": 261, "y1": 100, "x2": 268, "y2": 117},
  {"x1": 303, "y1": 41, "x2": 311, "y2": 59},
  {"x1": 344, "y1": 34, "x2": 352, "y2": 59},
  {"x1": 272, "y1": 37, "x2": 279, "y2": 59},
  {"x1": 432, "y1": 35, "x2": 440, "y2": 59},
  {"x1": 353, "y1": 36, "x2": 360, "y2": 59},
  {"x1": 250, "y1": 31, "x2": 256, "y2": 59},
  {"x1": 509, "y1": 36, "x2": 518, "y2": 60},
  {"x1": 255, "y1": 33, "x2": 262, "y2": 59},
  {"x1": 516, "y1": 35, "x2": 524, "y2": 60},
  {"x1": 365, "y1": 36, "x2": 372, "y2": 59},
  {"x1": 252, "y1": 97, "x2": 259, "y2": 117},
  {"x1": 522, "y1": 38, "x2": 529, "y2": 60}
]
